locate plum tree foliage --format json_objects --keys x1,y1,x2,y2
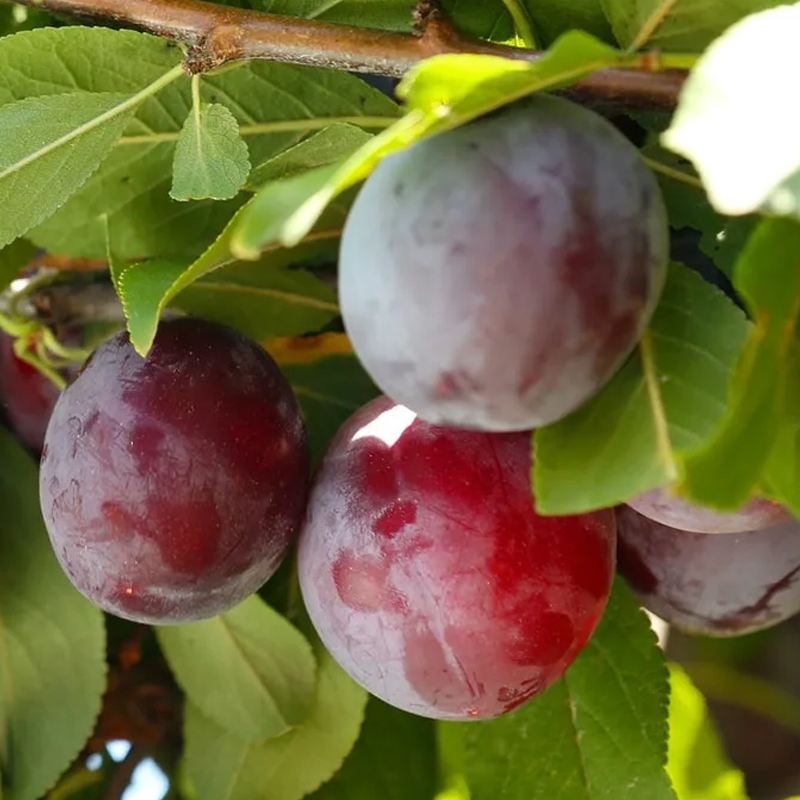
[{"x1": 0, "y1": 2, "x2": 797, "y2": 800}]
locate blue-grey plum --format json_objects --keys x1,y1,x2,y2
[
  {"x1": 338, "y1": 94, "x2": 669, "y2": 432},
  {"x1": 616, "y1": 505, "x2": 800, "y2": 636},
  {"x1": 298, "y1": 395, "x2": 616, "y2": 720},
  {"x1": 627, "y1": 485, "x2": 788, "y2": 534}
]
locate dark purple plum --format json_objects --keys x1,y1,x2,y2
[
  {"x1": 338, "y1": 95, "x2": 668, "y2": 432},
  {"x1": 616, "y1": 505, "x2": 800, "y2": 636},
  {"x1": 0, "y1": 332, "x2": 61, "y2": 452},
  {"x1": 627, "y1": 485, "x2": 788, "y2": 533},
  {"x1": 39, "y1": 317, "x2": 309, "y2": 624},
  {"x1": 298, "y1": 395, "x2": 616, "y2": 720}
]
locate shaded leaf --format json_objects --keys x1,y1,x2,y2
[
  {"x1": 663, "y1": 4, "x2": 800, "y2": 217},
  {"x1": 602, "y1": 0, "x2": 788, "y2": 51},
  {"x1": 524, "y1": 0, "x2": 615, "y2": 45},
  {"x1": 308, "y1": 698, "x2": 438, "y2": 799},
  {"x1": 266, "y1": 333, "x2": 381, "y2": 464},
  {"x1": 0, "y1": 238, "x2": 36, "y2": 293},
  {"x1": 666, "y1": 665, "x2": 747, "y2": 800},
  {"x1": 184, "y1": 635, "x2": 367, "y2": 800},
  {"x1": 463, "y1": 579, "x2": 675, "y2": 800},
  {"x1": 157, "y1": 595, "x2": 317, "y2": 741},
  {"x1": 535, "y1": 263, "x2": 748, "y2": 514},
  {"x1": 0, "y1": 428, "x2": 106, "y2": 800},
  {"x1": 171, "y1": 102, "x2": 251, "y2": 201},
  {"x1": 680, "y1": 218, "x2": 800, "y2": 509}
]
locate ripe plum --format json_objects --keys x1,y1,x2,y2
[
  {"x1": 39, "y1": 317, "x2": 309, "y2": 624},
  {"x1": 0, "y1": 332, "x2": 60, "y2": 452},
  {"x1": 616, "y1": 505, "x2": 800, "y2": 636},
  {"x1": 627, "y1": 485, "x2": 788, "y2": 533},
  {"x1": 298, "y1": 395, "x2": 616, "y2": 720},
  {"x1": 338, "y1": 95, "x2": 669, "y2": 431}
]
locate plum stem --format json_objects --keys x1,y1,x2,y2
[{"x1": 9, "y1": 0, "x2": 686, "y2": 110}]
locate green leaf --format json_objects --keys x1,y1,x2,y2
[
  {"x1": 524, "y1": 0, "x2": 615, "y2": 45},
  {"x1": 0, "y1": 28, "x2": 397, "y2": 260},
  {"x1": 463, "y1": 579, "x2": 675, "y2": 800},
  {"x1": 643, "y1": 142, "x2": 757, "y2": 277},
  {"x1": 171, "y1": 102, "x2": 251, "y2": 201},
  {"x1": 602, "y1": 0, "x2": 787, "y2": 51},
  {"x1": 183, "y1": 633, "x2": 368, "y2": 800},
  {"x1": 0, "y1": 238, "x2": 35, "y2": 293},
  {"x1": 157, "y1": 595, "x2": 317, "y2": 742},
  {"x1": 232, "y1": 33, "x2": 625, "y2": 255},
  {"x1": 680, "y1": 218, "x2": 800, "y2": 509},
  {"x1": 308, "y1": 698, "x2": 438, "y2": 799},
  {"x1": 534, "y1": 263, "x2": 748, "y2": 514},
  {"x1": 666, "y1": 665, "x2": 747, "y2": 800},
  {"x1": 0, "y1": 92, "x2": 142, "y2": 249},
  {"x1": 662, "y1": 3, "x2": 800, "y2": 217},
  {"x1": 173, "y1": 264, "x2": 339, "y2": 344},
  {"x1": 249, "y1": 123, "x2": 375, "y2": 187},
  {"x1": 266, "y1": 334, "x2": 381, "y2": 464},
  {"x1": 0, "y1": 428, "x2": 106, "y2": 800},
  {"x1": 257, "y1": 0, "x2": 415, "y2": 31}
]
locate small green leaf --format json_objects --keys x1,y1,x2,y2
[
  {"x1": 680, "y1": 218, "x2": 800, "y2": 509},
  {"x1": 232, "y1": 33, "x2": 625, "y2": 255},
  {"x1": 535, "y1": 263, "x2": 748, "y2": 514},
  {"x1": 184, "y1": 634, "x2": 368, "y2": 800},
  {"x1": 663, "y1": 3, "x2": 800, "y2": 217},
  {"x1": 602, "y1": 0, "x2": 784, "y2": 51},
  {"x1": 463, "y1": 579, "x2": 675, "y2": 800},
  {"x1": 157, "y1": 595, "x2": 317, "y2": 741},
  {"x1": 0, "y1": 92, "x2": 140, "y2": 249},
  {"x1": 0, "y1": 428, "x2": 106, "y2": 800},
  {"x1": 308, "y1": 699, "x2": 438, "y2": 799},
  {"x1": 666, "y1": 664, "x2": 747, "y2": 800},
  {"x1": 266, "y1": 333, "x2": 381, "y2": 464},
  {"x1": 171, "y1": 102, "x2": 251, "y2": 201}
]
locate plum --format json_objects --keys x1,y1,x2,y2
[
  {"x1": 338, "y1": 94, "x2": 668, "y2": 432},
  {"x1": 39, "y1": 317, "x2": 309, "y2": 624},
  {"x1": 298, "y1": 395, "x2": 616, "y2": 720},
  {"x1": 616, "y1": 505, "x2": 800, "y2": 636},
  {"x1": 627, "y1": 485, "x2": 788, "y2": 533},
  {"x1": 0, "y1": 332, "x2": 60, "y2": 452}
]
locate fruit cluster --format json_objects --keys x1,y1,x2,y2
[{"x1": 10, "y1": 95, "x2": 798, "y2": 722}]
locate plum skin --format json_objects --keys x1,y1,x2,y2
[
  {"x1": 616, "y1": 505, "x2": 800, "y2": 636},
  {"x1": 627, "y1": 485, "x2": 788, "y2": 533},
  {"x1": 298, "y1": 395, "x2": 616, "y2": 720},
  {"x1": 39, "y1": 317, "x2": 309, "y2": 624},
  {"x1": 338, "y1": 94, "x2": 669, "y2": 432}
]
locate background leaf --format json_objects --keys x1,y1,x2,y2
[
  {"x1": 662, "y1": 3, "x2": 800, "y2": 217},
  {"x1": 308, "y1": 699, "x2": 439, "y2": 799},
  {"x1": 601, "y1": 0, "x2": 790, "y2": 51},
  {"x1": 666, "y1": 664, "x2": 748, "y2": 800},
  {"x1": 171, "y1": 102, "x2": 251, "y2": 201},
  {"x1": 0, "y1": 427, "x2": 106, "y2": 800},
  {"x1": 157, "y1": 595, "x2": 317, "y2": 742},
  {"x1": 265, "y1": 334, "x2": 381, "y2": 463},
  {"x1": 0, "y1": 238, "x2": 36, "y2": 293},
  {"x1": 183, "y1": 633, "x2": 368, "y2": 800},
  {"x1": 680, "y1": 218, "x2": 800, "y2": 509},
  {"x1": 463, "y1": 579, "x2": 675, "y2": 800},
  {"x1": 534, "y1": 263, "x2": 748, "y2": 514}
]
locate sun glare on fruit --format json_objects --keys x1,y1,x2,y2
[{"x1": 351, "y1": 404, "x2": 417, "y2": 447}]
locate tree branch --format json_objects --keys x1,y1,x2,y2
[{"x1": 8, "y1": 0, "x2": 686, "y2": 110}]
